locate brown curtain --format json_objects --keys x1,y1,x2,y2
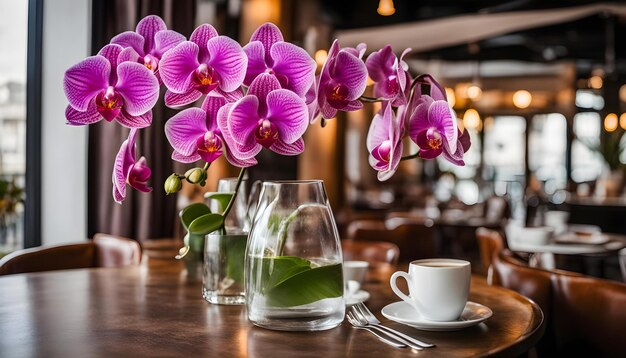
[{"x1": 88, "y1": 0, "x2": 196, "y2": 242}]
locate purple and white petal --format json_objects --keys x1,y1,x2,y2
[
  {"x1": 116, "y1": 110, "x2": 152, "y2": 129},
  {"x1": 190, "y1": 24, "x2": 218, "y2": 63},
  {"x1": 270, "y1": 42, "x2": 316, "y2": 97},
  {"x1": 248, "y1": 73, "x2": 281, "y2": 116},
  {"x1": 128, "y1": 157, "x2": 153, "y2": 192},
  {"x1": 228, "y1": 95, "x2": 261, "y2": 145},
  {"x1": 111, "y1": 31, "x2": 145, "y2": 56},
  {"x1": 136, "y1": 15, "x2": 167, "y2": 54},
  {"x1": 428, "y1": 100, "x2": 458, "y2": 153},
  {"x1": 159, "y1": 41, "x2": 201, "y2": 93},
  {"x1": 153, "y1": 30, "x2": 186, "y2": 57},
  {"x1": 201, "y1": 95, "x2": 226, "y2": 131},
  {"x1": 217, "y1": 103, "x2": 262, "y2": 161},
  {"x1": 207, "y1": 36, "x2": 247, "y2": 92},
  {"x1": 164, "y1": 107, "x2": 209, "y2": 156},
  {"x1": 164, "y1": 89, "x2": 203, "y2": 108},
  {"x1": 266, "y1": 89, "x2": 308, "y2": 144},
  {"x1": 243, "y1": 41, "x2": 268, "y2": 86},
  {"x1": 172, "y1": 151, "x2": 202, "y2": 163},
  {"x1": 215, "y1": 87, "x2": 244, "y2": 102},
  {"x1": 65, "y1": 101, "x2": 102, "y2": 126},
  {"x1": 330, "y1": 51, "x2": 367, "y2": 100},
  {"x1": 249, "y1": 22, "x2": 284, "y2": 63},
  {"x1": 64, "y1": 56, "x2": 110, "y2": 111},
  {"x1": 98, "y1": 44, "x2": 124, "y2": 83},
  {"x1": 115, "y1": 62, "x2": 160, "y2": 116},
  {"x1": 270, "y1": 137, "x2": 305, "y2": 156}
]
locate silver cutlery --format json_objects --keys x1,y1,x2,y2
[
  {"x1": 352, "y1": 302, "x2": 435, "y2": 348},
  {"x1": 348, "y1": 310, "x2": 423, "y2": 350},
  {"x1": 346, "y1": 312, "x2": 407, "y2": 349}
]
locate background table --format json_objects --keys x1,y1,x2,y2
[{"x1": 0, "y1": 257, "x2": 544, "y2": 357}]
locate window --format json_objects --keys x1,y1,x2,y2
[
  {"x1": 0, "y1": 0, "x2": 28, "y2": 252},
  {"x1": 483, "y1": 116, "x2": 526, "y2": 183},
  {"x1": 528, "y1": 113, "x2": 567, "y2": 192},
  {"x1": 572, "y1": 112, "x2": 603, "y2": 182}
]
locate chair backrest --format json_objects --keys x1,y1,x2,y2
[
  {"x1": 475, "y1": 227, "x2": 505, "y2": 277},
  {"x1": 341, "y1": 240, "x2": 400, "y2": 265},
  {"x1": 619, "y1": 247, "x2": 626, "y2": 283},
  {"x1": 551, "y1": 272, "x2": 626, "y2": 356},
  {"x1": 347, "y1": 218, "x2": 437, "y2": 262},
  {"x1": 0, "y1": 234, "x2": 141, "y2": 275},
  {"x1": 93, "y1": 233, "x2": 142, "y2": 267}
]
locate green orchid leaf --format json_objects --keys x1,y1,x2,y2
[
  {"x1": 188, "y1": 213, "x2": 224, "y2": 236},
  {"x1": 187, "y1": 232, "x2": 206, "y2": 253},
  {"x1": 179, "y1": 203, "x2": 211, "y2": 230},
  {"x1": 221, "y1": 234, "x2": 248, "y2": 284},
  {"x1": 264, "y1": 260, "x2": 343, "y2": 308},
  {"x1": 204, "y1": 192, "x2": 234, "y2": 214}
]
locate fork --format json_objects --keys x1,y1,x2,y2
[
  {"x1": 352, "y1": 302, "x2": 436, "y2": 348},
  {"x1": 346, "y1": 312, "x2": 407, "y2": 349},
  {"x1": 349, "y1": 311, "x2": 423, "y2": 350}
]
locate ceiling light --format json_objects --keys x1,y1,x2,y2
[
  {"x1": 588, "y1": 75, "x2": 603, "y2": 89},
  {"x1": 463, "y1": 109, "x2": 481, "y2": 130},
  {"x1": 512, "y1": 90, "x2": 532, "y2": 109},
  {"x1": 619, "y1": 84, "x2": 626, "y2": 103},
  {"x1": 377, "y1": 0, "x2": 395, "y2": 16},
  {"x1": 467, "y1": 85, "x2": 482, "y2": 100},
  {"x1": 314, "y1": 49, "x2": 328, "y2": 67},
  {"x1": 604, "y1": 113, "x2": 618, "y2": 132},
  {"x1": 620, "y1": 113, "x2": 626, "y2": 130}
]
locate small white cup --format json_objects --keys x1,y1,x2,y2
[
  {"x1": 390, "y1": 259, "x2": 471, "y2": 322},
  {"x1": 343, "y1": 260, "x2": 369, "y2": 285}
]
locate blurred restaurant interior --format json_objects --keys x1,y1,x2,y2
[{"x1": 2, "y1": 0, "x2": 626, "y2": 357}]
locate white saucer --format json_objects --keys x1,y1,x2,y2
[
  {"x1": 381, "y1": 301, "x2": 492, "y2": 331},
  {"x1": 554, "y1": 233, "x2": 610, "y2": 245},
  {"x1": 345, "y1": 290, "x2": 370, "y2": 306}
]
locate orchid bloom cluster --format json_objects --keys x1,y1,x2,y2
[{"x1": 63, "y1": 15, "x2": 470, "y2": 203}]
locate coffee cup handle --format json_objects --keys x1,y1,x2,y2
[{"x1": 390, "y1": 271, "x2": 420, "y2": 313}]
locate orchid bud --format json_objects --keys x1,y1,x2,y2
[
  {"x1": 185, "y1": 168, "x2": 206, "y2": 184},
  {"x1": 164, "y1": 174, "x2": 182, "y2": 194}
]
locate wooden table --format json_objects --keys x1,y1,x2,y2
[{"x1": 0, "y1": 257, "x2": 544, "y2": 357}]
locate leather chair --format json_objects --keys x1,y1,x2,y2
[
  {"x1": 346, "y1": 218, "x2": 437, "y2": 262},
  {"x1": 0, "y1": 234, "x2": 141, "y2": 275},
  {"x1": 551, "y1": 271, "x2": 626, "y2": 357},
  {"x1": 341, "y1": 240, "x2": 400, "y2": 265},
  {"x1": 476, "y1": 227, "x2": 505, "y2": 278}
]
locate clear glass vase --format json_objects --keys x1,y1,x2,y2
[
  {"x1": 245, "y1": 180, "x2": 344, "y2": 331},
  {"x1": 202, "y1": 229, "x2": 248, "y2": 305}
]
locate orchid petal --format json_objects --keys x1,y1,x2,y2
[
  {"x1": 270, "y1": 137, "x2": 304, "y2": 156},
  {"x1": 113, "y1": 183, "x2": 125, "y2": 204},
  {"x1": 65, "y1": 101, "x2": 101, "y2": 126},
  {"x1": 215, "y1": 87, "x2": 244, "y2": 102},
  {"x1": 248, "y1": 73, "x2": 281, "y2": 116},
  {"x1": 118, "y1": 47, "x2": 141, "y2": 64},
  {"x1": 319, "y1": 99, "x2": 338, "y2": 120},
  {"x1": 128, "y1": 157, "x2": 153, "y2": 193},
  {"x1": 201, "y1": 95, "x2": 226, "y2": 131},
  {"x1": 365, "y1": 45, "x2": 393, "y2": 82},
  {"x1": 228, "y1": 95, "x2": 260, "y2": 146},
  {"x1": 112, "y1": 129, "x2": 137, "y2": 202},
  {"x1": 64, "y1": 56, "x2": 110, "y2": 111},
  {"x1": 408, "y1": 97, "x2": 434, "y2": 141},
  {"x1": 136, "y1": 15, "x2": 167, "y2": 53},
  {"x1": 217, "y1": 103, "x2": 262, "y2": 161},
  {"x1": 428, "y1": 100, "x2": 458, "y2": 153},
  {"x1": 159, "y1": 41, "x2": 200, "y2": 94},
  {"x1": 270, "y1": 42, "x2": 316, "y2": 98},
  {"x1": 115, "y1": 62, "x2": 160, "y2": 116},
  {"x1": 207, "y1": 36, "x2": 247, "y2": 92},
  {"x1": 116, "y1": 110, "x2": 152, "y2": 129},
  {"x1": 378, "y1": 141, "x2": 402, "y2": 181},
  {"x1": 164, "y1": 89, "x2": 203, "y2": 108},
  {"x1": 419, "y1": 74, "x2": 447, "y2": 101},
  {"x1": 224, "y1": 147, "x2": 257, "y2": 167},
  {"x1": 331, "y1": 51, "x2": 367, "y2": 100},
  {"x1": 442, "y1": 139, "x2": 466, "y2": 166},
  {"x1": 111, "y1": 31, "x2": 145, "y2": 56},
  {"x1": 153, "y1": 30, "x2": 186, "y2": 57},
  {"x1": 243, "y1": 41, "x2": 267, "y2": 86},
  {"x1": 340, "y1": 99, "x2": 364, "y2": 112},
  {"x1": 459, "y1": 129, "x2": 471, "y2": 151},
  {"x1": 266, "y1": 89, "x2": 308, "y2": 144},
  {"x1": 190, "y1": 24, "x2": 218, "y2": 62},
  {"x1": 98, "y1": 44, "x2": 124, "y2": 83},
  {"x1": 172, "y1": 151, "x2": 202, "y2": 163},
  {"x1": 366, "y1": 110, "x2": 390, "y2": 152},
  {"x1": 165, "y1": 107, "x2": 209, "y2": 156},
  {"x1": 250, "y1": 22, "x2": 284, "y2": 63}
]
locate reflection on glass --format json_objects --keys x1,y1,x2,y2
[{"x1": 0, "y1": 0, "x2": 27, "y2": 252}]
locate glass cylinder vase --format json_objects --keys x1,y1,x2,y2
[
  {"x1": 245, "y1": 180, "x2": 344, "y2": 331},
  {"x1": 203, "y1": 229, "x2": 248, "y2": 305}
]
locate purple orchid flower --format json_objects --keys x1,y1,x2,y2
[
  {"x1": 110, "y1": 15, "x2": 185, "y2": 84},
  {"x1": 64, "y1": 44, "x2": 160, "y2": 128},
  {"x1": 366, "y1": 46, "x2": 412, "y2": 106},
  {"x1": 112, "y1": 129, "x2": 152, "y2": 203},
  {"x1": 317, "y1": 40, "x2": 368, "y2": 119},
  {"x1": 408, "y1": 95, "x2": 460, "y2": 162},
  {"x1": 243, "y1": 23, "x2": 316, "y2": 98},
  {"x1": 159, "y1": 24, "x2": 247, "y2": 108},
  {"x1": 367, "y1": 103, "x2": 403, "y2": 181},
  {"x1": 218, "y1": 73, "x2": 308, "y2": 165},
  {"x1": 164, "y1": 95, "x2": 255, "y2": 167}
]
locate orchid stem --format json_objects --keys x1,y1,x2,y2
[
  {"x1": 221, "y1": 167, "x2": 246, "y2": 226},
  {"x1": 401, "y1": 152, "x2": 420, "y2": 161},
  {"x1": 359, "y1": 95, "x2": 384, "y2": 103},
  {"x1": 203, "y1": 162, "x2": 210, "y2": 171}
]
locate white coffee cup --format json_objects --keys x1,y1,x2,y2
[
  {"x1": 343, "y1": 261, "x2": 369, "y2": 285},
  {"x1": 390, "y1": 259, "x2": 471, "y2": 322}
]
